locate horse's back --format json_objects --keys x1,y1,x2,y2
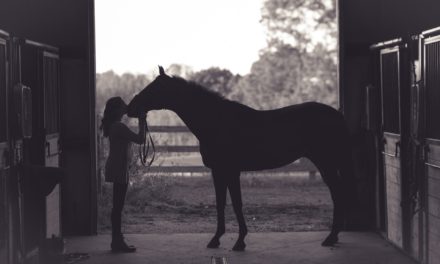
[
  {"x1": 200, "y1": 101, "x2": 349, "y2": 171},
  {"x1": 256, "y1": 102, "x2": 344, "y2": 138},
  {"x1": 226, "y1": 101, "x2": 347, "y2": 151}
]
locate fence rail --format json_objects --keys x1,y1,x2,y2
[{"x1": 145, "y1": 126, "x2": 318, "y2": 177}]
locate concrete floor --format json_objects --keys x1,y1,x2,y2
[{"x1": 65, "y1": 232, "x2": 417, "y2": 264}]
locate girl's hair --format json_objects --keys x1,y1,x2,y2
[{"x1": 100, "y1": 97, "x2": 125, "y2": 137}]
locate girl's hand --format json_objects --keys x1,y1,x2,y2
[{"x1": 138, "y1": 111, "x2": 146, "y2": 120}]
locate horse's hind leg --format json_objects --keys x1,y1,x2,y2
[
  {"x1": 320, "y1": 167, "x2": 345, "y2": 247},
  {"x1": 207, "y1": 169, "x2": 227, "y2": 248},
  {"x1": 227, "y1": 172, "x2": 248, "y2": 251}
]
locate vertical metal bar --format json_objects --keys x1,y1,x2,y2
[
  {"x1": 421, "y1": 36, "x2": 428, "y2": 264},
  {"x1": 380, "y1": 52, "x2": 385, "y2": 133}
]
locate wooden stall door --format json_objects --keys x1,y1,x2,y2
[
  {"x1": 42, "y1": 51, "x2": 61, "y2": 238},
  {"x1": 0, "y1": 35, "x2": 10, "y2": 264},
  {"x1": 380, "y1": 46, "x2": 404, "y2": 248},
  {"x1": 422, "y1": 32, "x2": 440, "y2": 264},
  {"x1": 20, "y1": 41, "x2": 61, "y2": 257}
]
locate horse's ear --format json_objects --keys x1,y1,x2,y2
[{"x1": 158, "y1": 65, "x2": 165, "y2": 76}]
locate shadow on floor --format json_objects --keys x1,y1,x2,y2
[{"x1": 65, "y1": 231, "x2": 417, "y2": 264}]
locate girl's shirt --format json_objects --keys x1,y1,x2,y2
[{"x1": 105, "y1": 121, "x2": 144, "y2": 183}]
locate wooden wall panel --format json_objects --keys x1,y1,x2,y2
[
  {"x1": 45, "y1": 154, "x2": 60, "y2": 238},
  {"x1": 410, "y1": 212, "x2": 420, "y2": 259},
  {"x1": 383, "y1": 135, "x2": 403, "y2": 247},
  {"x1": 46, "y1": 185, "x2": 60, "y2": 238},
  {"x1": 428, "y1": 216, "x2": 440, "y2": 264},
  {"x1": 428, "y1": 196, "x2": 440, "y2": 217},
  {"x1": 427, "y1": 141, "x2": 440, "y2": 264},
  {"x1": 428, "y1": 249, "x2": 440, "y2": 264},
  {"x1": 385, "y1": 161, "x2": 403, "y2": 247}
]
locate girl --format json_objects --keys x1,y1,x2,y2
[{"x1": 100, "y1": 96, "x2": 145, "y2": 253}]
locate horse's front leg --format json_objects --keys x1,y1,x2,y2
[
  {"x1": 227, "y1": 172, "x2": 248, "y2": 251},
  {"x1": 207, "y1": 169, "x2": 227, "y2": 248}
]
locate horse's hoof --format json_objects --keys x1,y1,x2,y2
[
  {"x1": 321, "y1": 234, "x2": 338, "y2": 247},
  {"x1": 232, "y1": 241, "x2": 246, "y2": 251},
  {"x1": 207, "y1": 238, "x2": 220, "y2": 249}
]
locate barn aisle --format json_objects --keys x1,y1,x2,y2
[{"x1": 65, "y1": 232, "x2": 417, "y2": 264}]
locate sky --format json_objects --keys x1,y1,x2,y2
[{"x1": 95, "y1": 0, "x2": 267, "y2": 75}]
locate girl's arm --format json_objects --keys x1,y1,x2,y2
[{"x1": 114, "y1": 116, "x2": 146, "y2": 144}]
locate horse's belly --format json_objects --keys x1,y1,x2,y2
[
  {"x1": 234, "y1": 147, "x2": 303, "y2": 172},
  {"x1": 199, "y1": 133, "x2": 306, "y2": 171},
  {"x1": 200, "y1": 146, "x2": 301, "y2": 171}
]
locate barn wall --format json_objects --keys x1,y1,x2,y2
[
  {"x1": 0, "y1": 31, "x2": 10, "y2": 264},
  {"x1": 340, "y1": 0, "x2": 440, "y2": 263},
  {"x1": 60, "y1": 59, "x2": 95, "y2": 234},
  {"x1": 340, "y1": 0, "x2": 440, "y2": 133},
  {"x1": 0, "y1": 1, "x2": 89, "y2": 49},
  {"x1": 0, "y1": 0, "x2": 97, "y2": 236}
]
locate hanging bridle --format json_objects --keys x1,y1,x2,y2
[{"x1": 139, "y1": 120, "x2": 156, "y2": 167}]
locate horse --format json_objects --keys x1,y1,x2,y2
[{"x1": 127, "y1": 66, "x2": 356, "y2": 251}]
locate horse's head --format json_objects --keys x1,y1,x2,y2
[{"x1": 127, "y1": 66, "x2": 176, "y2": 117}]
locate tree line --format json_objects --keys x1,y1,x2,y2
[{"x1": 96, "y1": 0, "x2": 338, "y2": 125}]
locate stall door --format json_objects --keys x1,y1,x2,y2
[
  {"x1": 422, "y1": 32, "x2": 440, "y2": 264},
  {"x1": 42, "y1": 51, "x2": 61, "y2": 238},
  {"x1": 20, "y1": 41, "x2": 61, "y2": 256},
  {"x1": 0, "y1": 34, "x2": 9, "y2": 264},
  {"x1": 380, "y1": 46, "x2": 405, "y2": 248}
]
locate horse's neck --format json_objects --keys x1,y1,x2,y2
[{"x1": 171, "y1": 94, "x2": 219, "y2": 142}]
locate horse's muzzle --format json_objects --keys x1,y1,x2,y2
[
  {"x1": 126, "y1": 107, "x2": 139, "y2": 118},
  {"x1": 127, "y1": 96, "x2": 140, "y2": 118}
]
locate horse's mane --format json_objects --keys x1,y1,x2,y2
[{"x1": 172, "y1": 76, "x2": 226, "y2": 102}]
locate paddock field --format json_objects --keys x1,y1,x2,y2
[{"x1": 98, "y1": 174, "x2": 333, "y2": 234}]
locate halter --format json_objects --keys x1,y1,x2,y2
[{"x1": 139, "y1": 120, "x2": 156, "y2": 167}]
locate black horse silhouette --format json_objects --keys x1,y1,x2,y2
[{"x1": 127, "y1": 66, "x2": 355, "y2": 251}]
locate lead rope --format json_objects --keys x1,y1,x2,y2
[{"x1": 139, "y1": 121, "x2": 156, "y2": 167}]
